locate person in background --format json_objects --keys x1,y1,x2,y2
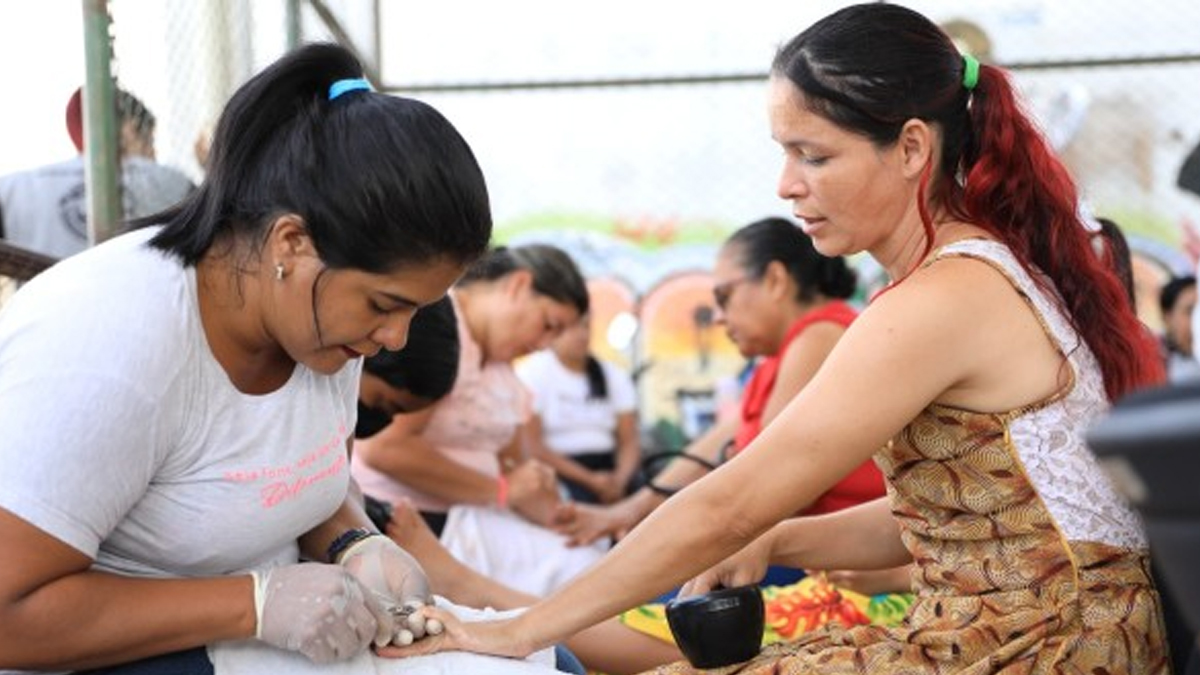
[
  {"x1": 555, "y1": 216, "x2": 911, "y2": 649},
  {"x1": 391, "y1": 5, "x2": 1169, "y2": 673},
  {"x1": 0, "y1": 42, "x2": 493, "y2": 673},
  {"x1": 1160, "y1": 274, "x2": 1199, "y2": 382},
  {"x1": 1194, "y1": 274, "x2": 1200, "y2": 375},
  {"x1": 356, "y1": 296, "x2": 460, "y2": 443},
  {"x1": 0, "y1": 86, "x2": 194, "y2": 260},
  {"x1": 356, "y1": 295, "x2": 461, "y2": 532},
  {"x1": 348, "y1": 296, "x2": 657, "y2": 674},
  {"x1": 353, "y1": 245, "x2": 620, "y2": 602},
  {"x1": 351, "y1": 244, "x2": 588, "y2": 538},
  {"x1": 518, "y1": 311, "x2": 641, "y2": 505},
  {"x1": 1086, "y1": 216, "x2": 1199, "y2": 675},
  {"x1": 556, "y1": 217, "x2": 887, "y2": 545},
  {"x1": 1093, "y1": 216, "x2": 1137, "y2": 306}
]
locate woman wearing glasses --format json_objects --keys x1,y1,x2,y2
[
  {"x1": 560, "y1": 217, "x2": 886, "y2": 544},
  {"x1": 555, "y1": 217, "x2": 913, "y2": 647}
]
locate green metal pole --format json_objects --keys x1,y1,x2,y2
[
  {"x1": 286, "y1": 0, "x2": 301, "y2": 50},
  {"x1": 81, "y1": 0, "x2": 121, "y2": 247}
]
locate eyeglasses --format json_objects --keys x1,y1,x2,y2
[{"x1": 712, "y1": 276, "x2": 753, "y2": 311}]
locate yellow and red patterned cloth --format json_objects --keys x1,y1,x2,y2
[{"x1": 620, "y1": 576, "x2": 913, "y2": 647}]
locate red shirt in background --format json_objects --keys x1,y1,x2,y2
[{"x1": 731, "y1": 300, "x2": 886, "y2": 516}]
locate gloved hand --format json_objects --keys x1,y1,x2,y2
[
  {"x1": 250, "y1": 563, "x2": 381, "y2": 663},
  {"x1": 337, "y1": 534, "x2": 442, "y2": 645}
]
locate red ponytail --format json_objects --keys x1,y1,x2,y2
[{"x1": 954, "y1": 66, "x2": 1164, "y2": 400}]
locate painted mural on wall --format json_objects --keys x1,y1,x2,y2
[
  {"x1": 507, "y1": 215, "x2": 746, "y2": 446},
  {"x1": 503, "y1": 196, "x2": 1198, "y2": 441}
]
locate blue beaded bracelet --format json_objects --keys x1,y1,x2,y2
[{"x1": 326, "y1": 527, "x2": 378, "y2": 563}]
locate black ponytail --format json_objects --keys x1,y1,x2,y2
[
  {"x1": 459, "y1": 244, "x2": 589, "y2": 315},
  {"x1": 584, "y1": 356, "x2": 608, "y2": 401},
  {"x1": 725, "y1": 217, "x2": 857, "y2": 302},
  {"x1": 147, "y1": 43, "x2": 491, "y2": 273}
]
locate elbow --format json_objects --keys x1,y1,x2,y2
[{"x1": 693, "y1": 481, "x2": 772, "y2": 554}]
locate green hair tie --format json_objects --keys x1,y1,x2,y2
[{"x1": 961, "y1": 54, "x2": 980, "y2": 91}]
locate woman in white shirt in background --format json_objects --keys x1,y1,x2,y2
[{"x1": 518, "y1": 312, "x2": 641, "y2": 505}]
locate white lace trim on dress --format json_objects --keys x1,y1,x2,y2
[{"x1": 937, "y1": 240, "x2": 1147, "y2": 550}]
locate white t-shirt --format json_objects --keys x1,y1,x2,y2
[
  {"x1": 516, "y1": 350, "x2": 636, "y2": 457},
  {"x1": 0, "y1": 155, "x2": 194, "y2": 260},
  {"x1": 0, "y1": 227, "x2": 360, "y2": 580}
]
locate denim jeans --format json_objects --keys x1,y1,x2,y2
[
  {"x1": 74, "y1": 647, "x2": 213, "y2": 675},
  {"x1": 553, "y1": 643, "x2": 587, "y2": 674}
]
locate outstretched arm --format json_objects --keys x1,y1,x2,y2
[
  {"x1": 382, "y1": 500, "x2": 680, "y2": 675},
  {"x1": 390, "y1": 256, "x2": 1060, "y2": 659}
]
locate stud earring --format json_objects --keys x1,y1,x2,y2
[{"x1": 275, "y1": 263, "x2": 285, "y2": 281}]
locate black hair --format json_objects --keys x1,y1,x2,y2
[
  {"x1": 574, "y1": 312, "x2": 607, "y2": 400},
  {"x1": 772, "y1": 4, "x2": 971, "y2": 191},
  {"x1": 355, "y1": 295, "x2": 460, "y2": 438},
  {"x1": 1094, "y1": 217, "x2": 1136, "y2": 309},
  {"x1": 115, "y1": 89, "x2": 155, "y2": 140},
  {"x1": 772, "y1": 3, "x2": 1163, "y2": 400},
  {"x1": 458, "y1": 244, "x2": 589, "y2": 315},
  {"x1": 724, "y1": 217, "x2": 856, "y2": 302},
  {"x1": 1160, "y1": 275, "x2": 1197, "y2": 315},
  {"x1": 365, "y1": 295, "x2": 459, "y2": 397},
  {"x1": 584, "y1": 357, "x2": 608, "y2": 401},
  {"x1": 146, "y1": 42, "x2": 491, "y2": 274}
]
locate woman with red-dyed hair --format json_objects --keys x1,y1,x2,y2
[{"x1": 389, "y1": 5, "x2": 1170, "y2": 673}]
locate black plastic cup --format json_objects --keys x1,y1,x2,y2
[{"x1": 666, "y1": 584, "x2": 765, "y2": 669}]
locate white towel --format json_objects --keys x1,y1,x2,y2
[
  {"x1": 440, "y1": 505, "x2": 609, "y2": 597},
  {"x1": 208, "y1": 596, "x2": 562, "y2": 675}
]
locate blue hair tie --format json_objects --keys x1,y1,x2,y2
[{"x1": 329, "y1": 78, "x2": 372, "y2": 101}]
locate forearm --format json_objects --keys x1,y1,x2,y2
[
  {"x1": 0, "y1": 572, "x2": 253, "y2": 671},
  {"x1": 619, "y1": 487, "x2": 665, "y2": 526},
  {"x1": 399, "y1": 460, "x2": 499, "y2": 507},
  {"x1": 650, "y1": 415, "x2": 737, "y2": 488},
  {"x1": 362, "y1": 435, "x2": 500, "y2": 507},
  {"x1": 611, "y1": 418, "x2": 641, "y2": 488},
  {"x1": 612, "y1": 447, "x2": 639, "y2": 489},
  {"x1": 514, "y1": 425, "x2": 889, "y2": 647},
  {"x1": 514, "y1": 464, "x2": 774, "y2": 651},
  {"x1": 530, "y1": 445, "x2": 595, "y2": 487},
  {"x1": 767, "y1": 498, "x2": 910, "y2": 570},
  {"x1": 298, "y1": 490, "x2": 378, "y2": 562}
]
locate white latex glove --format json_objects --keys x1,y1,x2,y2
[
  {"x1": 337, "y1": 534, "x2": 441, "y2": 645},
  {"x1": 250, "y1": 564, "x2": 380, "y2": 663}
]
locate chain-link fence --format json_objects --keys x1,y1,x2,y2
[
  {"x1": 74, "y1": 1, "x2": 1200, "y2": 264},
  {"x1": 4, "y1": 0, "x2": 1198, "y2": 437}
]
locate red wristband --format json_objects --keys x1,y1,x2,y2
[{"x1": 496, "y1": 474, "x2": 509, "y2": 509}]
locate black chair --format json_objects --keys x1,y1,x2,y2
[{"x1": 1088, "y1": 381, "x2": 1200, "y2": 674}]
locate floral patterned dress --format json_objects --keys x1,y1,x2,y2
[{"x1": 649, "y1": 240, "x2": 1171, "y2": 675}]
